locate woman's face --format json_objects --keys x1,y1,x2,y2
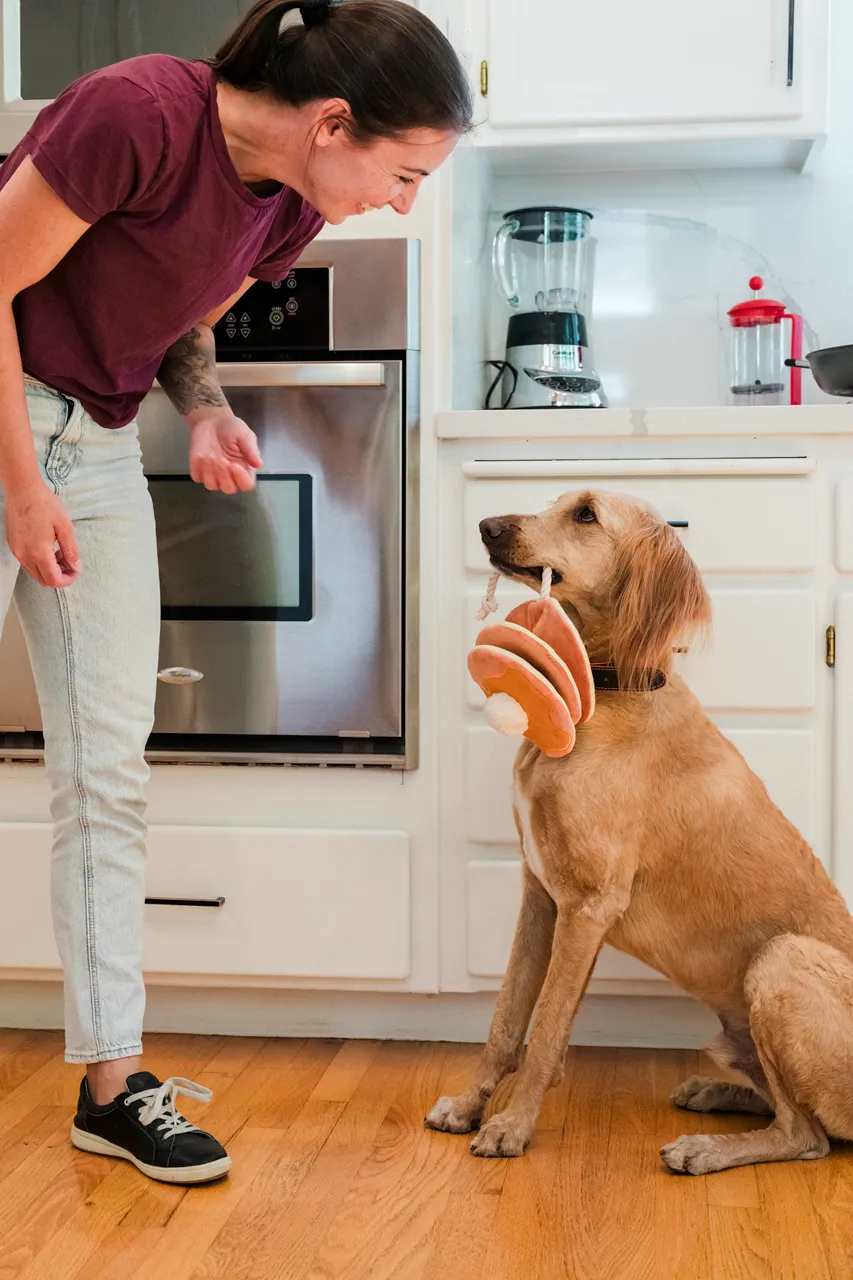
[{"x1": 302, "y1": 115, "x2": 458, "y2": 223}]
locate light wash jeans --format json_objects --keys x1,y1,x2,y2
[{"x1": 0, "y1": 378, "x2": 160, "y2": 1064}]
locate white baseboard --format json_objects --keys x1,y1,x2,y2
[{"x1": 0, "y1": 983, "x2": 719, "y2": 1049}]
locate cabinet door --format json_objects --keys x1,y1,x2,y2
[
  {"x1": 834, "y1": 594, "x2": 853, "y2": 910},
  {"x1": 486, "y1": 0, "x2": 802, "y2": 129}
]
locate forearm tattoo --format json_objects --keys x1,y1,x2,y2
[{"x1": 157, "y1": 325, "x2": 228, "y2": 415}]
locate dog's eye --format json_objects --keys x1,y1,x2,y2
[{"x1": 574, "y1": 506, "x2": 597, "y2": 524}]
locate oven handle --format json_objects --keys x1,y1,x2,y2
[{"x1": 213, "y1": 362, "x2": 386, "y2": 388}]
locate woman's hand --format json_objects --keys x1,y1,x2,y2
[
  {"x1": 188, "y1": 407, "x2": 263, "y2": 494},
  {"x1": 5, "y1": 480, "x2": 80, "y2": 587}
]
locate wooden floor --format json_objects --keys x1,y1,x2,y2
[{"x1": 0, "y1": 1031, "x2": 849, "y2": 1278}]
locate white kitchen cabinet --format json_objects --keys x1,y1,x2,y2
[
  {"x1": 0, "y1": 823, "x2": 412, "y2": 981},
  {"x1": 448, "y1": 0, "x2": 828, "y2": 170},
  {"x1": 833, "y1": 592, "x2": 853, "y2": 911},
  {"x1": 486, "y1": 0, "x2": 804, "y2": 130}
]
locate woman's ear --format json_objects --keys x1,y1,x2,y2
[{"x1": 609, "y1": 520, "x2": 711, "y2": 689}]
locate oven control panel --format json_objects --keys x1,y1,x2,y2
[{"x1": 213, "y1": 267, "x2": 331, "y2": 357}]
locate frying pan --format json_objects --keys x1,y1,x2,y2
[{"x1": 786, "y1": 346, "x2": 853, "y2": 397}]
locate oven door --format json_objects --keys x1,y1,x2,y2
[{"x1": 138, "y1": 359, "x2": 408, "y2": 762}]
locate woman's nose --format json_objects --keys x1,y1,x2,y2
[{"x1": 390, "y1": 187, "x2": 418, "y2": 215}]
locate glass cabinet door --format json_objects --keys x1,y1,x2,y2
[{"x1": 21, "y1": 0, "x2": 251, "y2": 101}]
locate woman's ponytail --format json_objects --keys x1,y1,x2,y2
[
  {"x1": 209, "y1": 1, "x2": 302, "y2": 90},
  {"x1": 209, "y1": 0, "x2": 472, "y2": 141}
]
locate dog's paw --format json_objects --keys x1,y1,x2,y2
[
  {"x1": 470, "y1": 1113, "x2": 530, "y2": 1158},
  {"x1": 670, "y1": 1076, "x2": 720, "y2": 1110},
  {"x1": 425, "y1": 1095, "x2": 480, "y2": 1135},
  {"x1": 671, "y1": 1076, "x2": 773, "y2": 1116},
  {"x1": 660, "y1": 1134, "x2": 728, "y2": 1176}
]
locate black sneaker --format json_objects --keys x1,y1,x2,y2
[{"x1": 71, "y1": 1072, "x2": 231, "y2": 1184}]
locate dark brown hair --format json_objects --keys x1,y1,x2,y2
[{"x1": 209, "y1": 0, "x2": 473, "y2": 142}]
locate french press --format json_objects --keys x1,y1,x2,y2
[{"x1": 727, "y1": 276, "x2": 804, "y2": 406}]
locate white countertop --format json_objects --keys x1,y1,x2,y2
[{"x1": 436, "y1": 405, "x2": 853, "y2": 439}]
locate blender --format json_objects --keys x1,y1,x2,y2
[
  {"x1": 727, "y1": 276, "x2": 804, "y2": 406},
  {"x1": 491, "y1": 206, "x2": 606, "y2": 409}
]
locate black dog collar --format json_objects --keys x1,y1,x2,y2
[{"x1": 591, "y1": 666, "x2": 667, "y2": 692}]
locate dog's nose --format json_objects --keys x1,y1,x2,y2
[{"x1": 480, "y1": 517, "x2": 510, "y2": 543}]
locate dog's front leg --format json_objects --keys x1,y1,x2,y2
[
  {"x1": 470, "y1": 887, "x2": 627, "y2": 1158},
  {"x1": 426, "y1": 865, "x2": 556, "y2": 1135}
]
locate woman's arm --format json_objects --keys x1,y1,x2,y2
[
  {"x1": 0, "y1": 157, "x2": 93, "y2": 586},
  {"x1": 157, "y1": 278, "x2": 263, "y2": 494}
]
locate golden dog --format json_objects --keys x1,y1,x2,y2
[{"x1": 426, "y1": 489, "x2": 853, "y2": 1175}]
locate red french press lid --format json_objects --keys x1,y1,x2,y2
[{"x1": 728, "y1": 276, "x2": 787, "y2": 327}]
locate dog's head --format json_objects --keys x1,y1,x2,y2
[{"x1": 479, "y1": 489, "x2": 711, "y2": 689}]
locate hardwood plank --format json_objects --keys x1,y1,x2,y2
[
  {"x1": 612, "y1": 1047, "x2": 658, "y2": 1136},
  {"x1": 310, "y1": 1042, "x2": 381, "y2": 1104},
  {"x1": 483, "y1": 1127, "x2": 562, "y2": 1280},
  {"x1": 421, "y1": 1193, "x2": 501, "y2": 1280},
  {"x1": 655, "y1": 1155, "x2": 711, "y2": 1278},
  {"x1": 705, "y1": 1164, "x2": 761, "y2": 1210},
  {"x1": 75, "y1": 1184, "x2": 184, "y2": 1280},
  {"x1": 301, "y1": 1041, "x2": 462, "y2": 1280},
  {"x1": 192, "y1": 1041, "x2": 418, "y2": 1280},
  {"x1": 756, "y1": 1161, "x2": 831, "y2": 1279},
  {"x1": 16, "y1": 1164, "x2": 144, "y2": 1280},
  {"x1": 201, "y1": 1038, "x2": 269, "y2": 1076},
  {"x1": 0, "y1": 1119, "x2": 111, "y2": 1278},
  {"x1": 709, "y1": 1207, "x2": 772, "y2": 1279},
  {"x1": 806, "y1": 1152, "x2": 853, "y2": 1279},
  {"x1": 188, "y1": 1038, "x2": 309, "y2": 1144},
  {"x1": 0, "y1": 1106, "x2": 70, "y2": 1186}
]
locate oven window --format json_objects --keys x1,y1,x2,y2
[{"x1": 148, "y1": 475, "x2": 313, "y2": 621}]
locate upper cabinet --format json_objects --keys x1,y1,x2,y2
[
  {"x1": 0, "y1": 0, "x2": 246, "y2": 152},
  {"x1": 447, "y1": 0, "x2": 830, "y2": 171}
]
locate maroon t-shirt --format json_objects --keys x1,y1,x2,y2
[{"x1": 0, "y1": 55, "x2": 325, "y2": 428}]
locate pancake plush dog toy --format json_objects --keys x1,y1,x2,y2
[{"x1": 468, "y1": 568, "x2": 594, "y2": 758}]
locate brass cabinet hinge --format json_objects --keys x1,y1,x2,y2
[
  {"x1": 827, "y1": 625, "x2": 836, "y2": 668},
  {"x1": 479, "y1": 59, "x2": 488, "y2": 97}
]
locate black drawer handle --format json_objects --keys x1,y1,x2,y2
[
  {"x1": 145, "y1": 896, "x2": 225, "y2": 909},
  {"x1": 667, "y1": 520, "x2": 689, "y2": 529},
  {"x1": 787, "y1": 0, "x2": 795, "y2": 86}
]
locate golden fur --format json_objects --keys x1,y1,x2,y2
[{"x1": 426, "y1": 489, "x2": 853, "y2": 1175}]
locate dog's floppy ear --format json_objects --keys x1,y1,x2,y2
[{"x1": 609, "y1": 519, "x2": 711, "y2": 689}]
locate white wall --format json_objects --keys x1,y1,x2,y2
[{"x1": 467, "y1": 0, "x2": 853, "y2": 409}]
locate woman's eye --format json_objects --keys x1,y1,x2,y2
[
  {"x1": 397, "y1": 175, "x2": 415, "y2": 186},
  {"x1": 574, "y1": 506, "x2": 597, "y2": 524}
]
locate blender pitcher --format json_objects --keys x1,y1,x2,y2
[
  {"x1": 491, "y1": 207, "x2": 605, "y2": 409},
  {"x1": 727, "y1": 276, "x2": 804, "y2": 406}
]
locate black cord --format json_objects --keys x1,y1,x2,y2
[{"x1": 484, "y1": 360, "x2": 517, "y2": 410}]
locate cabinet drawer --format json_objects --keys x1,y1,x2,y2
[
  {"x1": 466, "y1": 587, "x2": 817, "y2": 711},
  {"x1": 466, "y1": 860, "x2": 665, "y2": 983},
  {"x1": 465, "y1": 725, "x2": 816, "y2": 847},
  {"x1": 0, "y1": 824, "x2": 411, "y2": 980},
  {"x1": 464, "y1": 473, "x2": 815, "y2": 574}
]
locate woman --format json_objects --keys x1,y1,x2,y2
[{"x1": 0, "y1": 0, "x2": 470, "y2": 1183}]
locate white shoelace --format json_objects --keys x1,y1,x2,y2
[{"x1": 125, "y1": 1076, "x2": 213, "y2": 1138}]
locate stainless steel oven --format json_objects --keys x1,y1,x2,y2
[{"x1": 0, "y1": 238, "x2": 419, "y2": 768}]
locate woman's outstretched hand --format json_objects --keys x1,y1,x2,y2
[{"x1": 188, "y1": 407, "x2": 263, "y2": 494}]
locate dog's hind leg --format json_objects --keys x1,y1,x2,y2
[
  {"x1": 672, "y1": 1019, "x2": 773, "y2": 1115},
  {"x1": 426, "y1": 864, "x2": 556, "y2": 1135},
  {"x1": 662, "y1": 934, "x2": 853, "y2": 1174}
]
